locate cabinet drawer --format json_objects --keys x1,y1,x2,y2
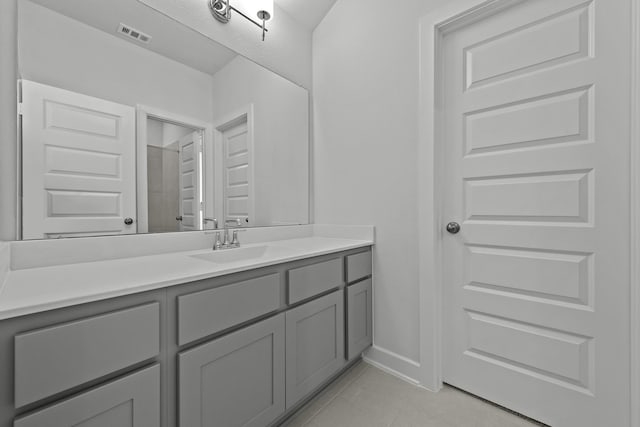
[
  {"x1": 15, "y1": 303, "x2": 160, "y2": 408},
  {"x1": 178, "y1": 273, "x2": 281, "y2": 346},
  {"x1": 287, "y1": 258, "x2": 343, "y2": 304},
  {"x1": 179, "y1": 314, "x2": 285, "y2": 427},
  {"x1": 346, "y1": 278, "x2": 373, "y2": 360},
  {"x1": 346, "y1": 251, "x2": 372, "y2": 283},
  {"x1": 14, "y1": 364, "x2": 160, "y2": 427}
]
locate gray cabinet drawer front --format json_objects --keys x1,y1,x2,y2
[
  {"x1": 287, "y1": 258, "x2": 344, "y2": 304},
  {"x1": 346, "y1": 279, "x2": 373, "y2": 360},
  {"x1": 177, "y1": 273, "x2": 281, "y2": 346},
  {"x1": 14, "y1": 364, "x2": 160, "y2": 427},
  {"x1": 15, "y1": 303, "x2": 160, "y2": 408},
  {"x1": 179, "y1": 314, "x2": 285, "y2": 427},
  {"x1": 346, "y1": 251, "x2": 372, "y2": 283},
  {"x1": 285, "y1": 290, "x2": 345, "y2": 409}
]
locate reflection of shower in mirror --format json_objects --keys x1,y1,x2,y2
[{"x1": 145, "y1": 118, "x2": 203, "y2": 234}]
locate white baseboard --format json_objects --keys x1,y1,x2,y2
[{"x1": 363, "y1": 345, "x2": 424, "y2": 388}]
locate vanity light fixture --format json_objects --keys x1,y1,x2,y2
[{"x1": 208, "y1": 0, "x2": 273, "y2": 41}]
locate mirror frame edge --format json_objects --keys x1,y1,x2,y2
[{"x1": 0, "y1": 0, "x2": 19, "y2": 241}]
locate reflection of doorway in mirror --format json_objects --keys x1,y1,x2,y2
[
  {"x1": 214, "y1": 106, "x2": 254, "y2": 228},
  {"x1": 146, "y1": 118, "x2": 202, "y2": 233}
]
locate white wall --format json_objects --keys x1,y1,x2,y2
[
  {"x1": 18, "y1": 0, "x2": 214, "y2": 123},
  {"x1": 162, "y1": 123, "x2": 194, "y2": 147},
  {"x1": 313, "y1": 0, "x2": 443, "y2": 381},
  {"x1": 211, "y1": 55, "x2": 309, "y2": 227},
  {"x1": 147, "y1": 119, "x2": 165, "y2": 148},
  {"x1": 147, "y1": 121, "x2": 193, "y2": 147},
  {"x1": 0, "y1": 0, "x2": 18, "y2": 240}
]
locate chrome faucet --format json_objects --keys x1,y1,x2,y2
[{"x1": 213, "y1": 218, "x2": 245, "y2": 250}]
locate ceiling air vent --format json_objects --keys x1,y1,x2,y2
[{"x1": 117, "y1": 23, "x2": 152, "y2": 44}]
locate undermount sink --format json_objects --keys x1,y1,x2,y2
[{"x1": 189, "y1": 245, "x2": 294, "y2": 264}]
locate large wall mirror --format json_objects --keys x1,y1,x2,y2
[{"x1": 17, "y1": 0, "x2": 309, "y2": 240}]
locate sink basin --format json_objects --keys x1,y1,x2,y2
[{"x1": 189, "y1": 245, "x2": 294, "y2": 264}]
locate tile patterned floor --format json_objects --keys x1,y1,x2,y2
[{"x1": 281, "y1": 362, "x2": 544, "y2": 427}]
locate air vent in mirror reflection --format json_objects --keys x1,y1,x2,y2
[{"x1": 117, "y1": 23, "x2": 152, "y2": 44}]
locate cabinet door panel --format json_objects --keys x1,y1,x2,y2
[
  {"x1": 14, "y1": 364, "x2": 160, "y2": 427},
  {"x1": 285, "y1": 290, "x2": 344, "y2": 409},
  {"x1": 179, "y1": 314, "x2": 285, "y2": 427},
  {"x1": 346, "y1": 279, "x2": 373, "y2": 360}
]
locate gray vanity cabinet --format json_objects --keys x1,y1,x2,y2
[
  {"x1": 178, "y1": 313, "x2": 286, "y2": 427},
  {"x1": 14, "y1": 302, "x2": 160, "y2": 408},
  {"x1": 0, "y1": 247, "x2": 373, "y2": 427},
  {"x1": 345, "y1": 251, "x2": 373, "y2": 361},
  {"x1": 14, "y1": 364, "x2": 160, "y2": 427},
  {"x1": 285, "y1": 290, "x2": 345, "y2": 409},
  {"x1": 346, "y1": 278, "x2": 373, "y2": 360}
]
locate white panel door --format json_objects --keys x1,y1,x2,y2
[
  {"x1": 21, "y1": 80, "x2": 136, "y2": 239},
  {"x1": 222, "y1": 120, "x2": 253, "y2": 226},
  {"x1": 178, "y1": 131, "x2": 202, "y2": 231},
  {"x1": 441, "y1": 1, "x2": 631, "y2": 426}
]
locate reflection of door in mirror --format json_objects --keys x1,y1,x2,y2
[
  {"x1": 178, "y1": 131, "x2": 203, "y2": 231},
  {"x1": 20, "y1": 80, "x2": 136, "y2": 239},
  {"x1": 218, "y1": 110, "x2": 254, "y2": 227},
  {"x1": 146, "y1": 118, "x2": 202, "y2": 233}
]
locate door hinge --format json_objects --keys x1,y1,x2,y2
[{"x1": 17, "y1": 103, "x2": 23, "y2": 116}]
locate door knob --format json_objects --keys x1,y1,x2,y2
[
  {"x1": 446, "y1": 222, "x2": 461, "y2": 234},
  {"x1": 176, "y1": 216, "x2": 183, "y2": 221},
  {"x1": 124, "y1": 217, "x2": 134, "y2": 225}
]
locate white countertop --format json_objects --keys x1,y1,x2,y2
[{"x1": 0, "y1": 236, "x2": 373, "y2": 320}]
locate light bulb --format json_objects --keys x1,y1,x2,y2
[
  {"x1": 255, "y1": 0, "x2": 273, "y2": 21},
  {"x1": 235, "y1": 0, "x2": 273, "y2": 21}
]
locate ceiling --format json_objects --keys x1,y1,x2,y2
[
  {"x1": 275, "y1": 0, "x2": 338, "y2": 30},
  {"x1": 24, "y1": 0, "x2": 338, "y2": 77}
]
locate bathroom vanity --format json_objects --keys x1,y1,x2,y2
[
  {"x1": 0, "y1": 1, "x2": 374, "y2": 425},
  {"x1": 0, "y1": 235, "x2": 373, "y2": 427}
]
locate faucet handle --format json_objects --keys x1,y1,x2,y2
[
  {"x1": 223, "y1": 228, "x2": 231, "y2": 247},
  {"x1": 231, "y1": 229, "x2": 247, "y2": 247},
  {"x1": 213, "y1": 231, "x2": 222, "y2": 250}
]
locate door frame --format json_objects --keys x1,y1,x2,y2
[
  {"x1": 417, "y1": 1, "x2": 640, "y2": 425},
  {"x1": 136, "y1": 105, "x2": 213, "y2": 233}
]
